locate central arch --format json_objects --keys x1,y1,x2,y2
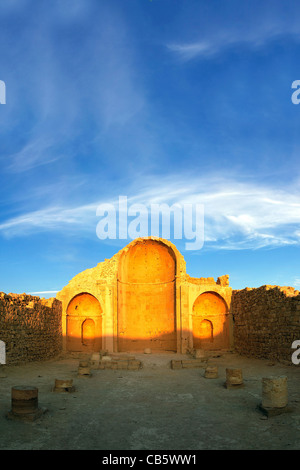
[{"x1": 117, "y1": 239, "x2": 177, "y2": 352}]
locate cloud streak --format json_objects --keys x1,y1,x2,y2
[
  {"x1": 28, "y1": 291, "x2": 58, "y2": 295},
  {"x1": 167, "y1": 17, "x2": 300, "y2": 62},
  {"x1": 0, "y1": 174, "x2": 299, "y2": 251}
]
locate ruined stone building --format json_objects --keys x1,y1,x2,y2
[
  {"x1": 1, "y1": 237, "x2": 300, "y2": 365},
  {"x1": 56, "y1": 237, "x2": 232, "y2": 354}
]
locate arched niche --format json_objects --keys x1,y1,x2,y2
[
  {"x1": 192, "y1": 292, "x2": 229, "y2": 350},
  {"x1": 66, "y1": 293, "x2": 102, "y2": 352}
]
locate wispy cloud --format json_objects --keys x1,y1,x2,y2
[
  {"x1": 28, "y1": 290, "x2": 58, "y2": 295},
  {"x1": 0, "y1": 203, "x2": 98, "y2": 236},
  {"x1": 293, "y1": 279, "x2": 300, "y2": 289},
  {"x1": 167, "y1": 19, "x2": 300, "y2": 62},
  {"x1": 167, "y1": 41, "x2": 216, "y2": 61},
  {"x1": 0, "y1": 174, "x2": 299, "y2": 251},
  {"x1": 0, "y1": 1, "x2": 148, "y2": 175},
  {"x1": 7, "y1": 138, "x2": 61, "y2": 173}
]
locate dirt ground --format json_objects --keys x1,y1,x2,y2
[{"x1": 0, "y1": 351, "x2": 299, "y2": 451}]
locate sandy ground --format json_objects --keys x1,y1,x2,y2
[{"x1": 0, "y1": 351, "x2": 299, "y2": 451}]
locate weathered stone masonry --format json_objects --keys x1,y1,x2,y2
[
  {"x1": 57, "y1": 237, "x2": 233, "y2": 355},
  {"x1": 231, "y1": 285, "x2": 300, "y2": 362},
  {"x1": 0, "y1": 293, "x2": 62, "y2": 365},
  {"x1": 1, "y1": 238, "x2": 300, "y2": 366}
]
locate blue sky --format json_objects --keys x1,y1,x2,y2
[{"x1": 0, "y1": 0, "x2": 300, "y2": 297}]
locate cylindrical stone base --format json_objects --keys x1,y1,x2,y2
[
  {"x1": 53, "y1": 379, "x2": 75, "y2": 392},
  {"x1": 262, "y1": 376, "x2": 288, "y2": 409},
  {"x1": 8, "y1": 386, "x2": 46, "y2": 421},
  {"x1": 225, "y1": 368, "x2": 244, "y2": 388},
  {"x1": 144, "y1": 348, "x2": 152, "y2": 354},
  {"x1": 11, "y1": 386, "x2": 38, "y2": 414},
  {"x1": 205, "y1": 365, "x2": 218, "y2": 379},
  {"x1": 78, "y1": 361, "x2": 91, "y2": 377}
]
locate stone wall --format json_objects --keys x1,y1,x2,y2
[
  {"x1": 0, "y1": 292, "x2": 62, "y2": 365},
  {"x1": 231, "y1": 285, "x2": 300, "y2": 362}
]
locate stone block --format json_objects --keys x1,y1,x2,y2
[
  {"x1": 225, "y1": 368, "x2": 244, "y2": 389},
  {"x1": 204, "y1": 365, "x2": 218, "y2": 379},
  {"x1": 171, "y1": 360, "x2": 182, "y2": 369},
  {"x1": 262, "y1": 376, "x2": 288, "y2": 409}
]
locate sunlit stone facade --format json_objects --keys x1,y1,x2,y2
[{"x1": 56, "y1": 237, "x2": 233, "y2": 354}]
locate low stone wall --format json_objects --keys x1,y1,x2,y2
[
  {"x1": 90, "y1": 353, "x2": 142, "y2": 370},
  {"x1": 231, "y1": 285, "x2": 300, "y2": 362},
  {"x1": 171, "y1": 358, "x2": 207, "y2": 369},
  {"x1": 0, "y1": 292, "x2": 62, "y2": 365}
]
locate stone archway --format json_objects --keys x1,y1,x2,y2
[
  {"x1": 192, "y1": 292, "x2": 229, "y2": 350},
  {"x1": 66, "y1": 293, "x2": 102, "y2": 352},
  {"x1": 117, "y1": 239, "x2": 177, "y2": 352}
]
